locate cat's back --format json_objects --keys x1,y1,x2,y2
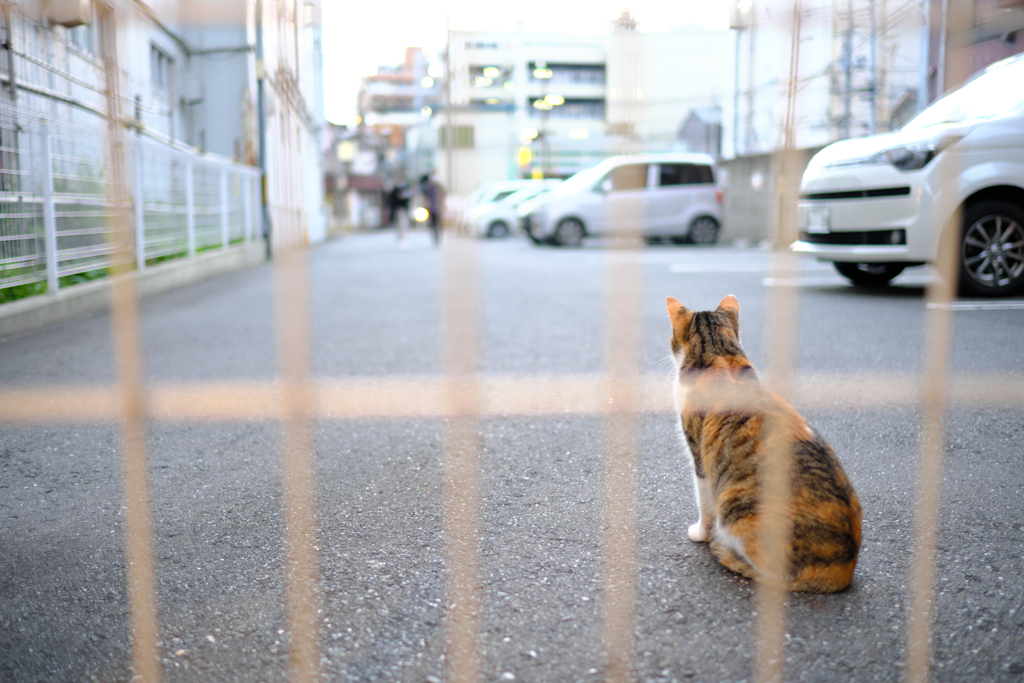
[
  {"x1": 778, "y1": 403, "x2": 862, "y2": 592},
  {"x1": 706, "y1": 389, "x2": 862, "y2": 592}
]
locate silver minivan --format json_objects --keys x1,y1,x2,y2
[{"x1": 519, "y1": 153, "x2": 723, "y2": 247}]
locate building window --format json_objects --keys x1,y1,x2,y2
[
  {"x1": 529, "y1": 98, "x2": 605, "y2": 120},
  {"x1": 529, "y1": 63, "x2": 605, "y2": 86},
  {"x1": 469, "y1": 65, "x2": 509, "y2": 88},
  {"x1": 469, "y1": 98, "x2": 512, "y2": 110},
  {"x1": 151, "y1": 45, "x2": 173, "y2": 90},
  {"x1": 67, "y1": 25, "x2": 94, "y2": 53},
  {"x1": 438, "y1": 125, "x2": 475, "y2": 149}
]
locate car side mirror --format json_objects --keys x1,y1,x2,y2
[{"x1": 599, "y1": 178, "x2": 613, "y2": 193}]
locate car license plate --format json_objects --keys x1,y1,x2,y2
[{"x1": 806, "y1": 205, "x2": 830, "y2": 234}]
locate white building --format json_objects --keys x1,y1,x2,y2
[{"x1": 434, "y1": 18, "x2": 732, "y2": 198}]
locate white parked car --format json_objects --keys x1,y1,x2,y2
[
  {"x1": 465, "y1": 180, "x2": 562, "y2": 238},
  {"x1": 518, "y1": 153, "x2": 723, "y2": 247},
  {"x1": 458, "y1": 180, "x2": 541, "y2": 230},
  {"x1": 794, "y1": 53, "x2": 1024, "y2": 296}
]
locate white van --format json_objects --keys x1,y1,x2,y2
[{"x1": 518, "y1": 153, "x2": 723, "y2": 247}]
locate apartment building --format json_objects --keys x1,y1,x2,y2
[{"x1": 434, "y1": 17, "x2": 732, "y2": 197}]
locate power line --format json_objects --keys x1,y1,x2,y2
[{"x1": 796, "y1": 0, "x2": 921, "y2": 86}]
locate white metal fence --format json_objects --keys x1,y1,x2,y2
[{"x1": 0, "y1": 107, "x2": 261, "y2": 295}]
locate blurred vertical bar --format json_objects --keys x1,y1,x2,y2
[
  {"x1": 275, "y1": 241, "x2": 320, "y2": 681},
  {"x1": 441, "y1": 235, "x2": 482, "y2": 683},
  {"x1": 601, "y1": 33, "x2": 644, "y2": 683},
  {"x1": 756, "y1": 4, "x2": 802, "y2": 682},
  {"x1": 101, "y1": 13, "x2": 159, "y2": 683},
  {"x1": 601, "y1": 240, "x2": 643, "y2": 683},
  {"x1": 904, "y1": 4, "x2": 969, "y2": 679},
  {"x1": 905, "y1": 214, "x2": 954, "y2": 683}
]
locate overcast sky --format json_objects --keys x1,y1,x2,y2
[{"x1": 320, "y1": 0, "x2": 730, "y2": 126}]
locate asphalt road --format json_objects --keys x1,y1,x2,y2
[{"x1": 2, "y1": 229, "x2": 1023, "y2": 682}]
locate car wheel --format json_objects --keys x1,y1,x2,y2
[
  {"x1": 487, "y1": 220, "x2": 510, "y2": 238},
  {"x1": 554, "y1": 218, "x2": 585, "y2": 247},
  {"x1": 834, "y1": 262, "x2": 906, "y2": 287},
  {"x1": 689, "y1": 217, "x2": 719, "y2": 245},
  {"x1": 958, "y1": 200, "x2": 1024, "y2": 297}
]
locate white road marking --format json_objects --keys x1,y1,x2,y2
[
  {"x1": 670, "y1": 262, "x2": 772, "y2": 273},
  {"x1": 927, "y1": 301, "x2": 1024, "y2": 310},
  {"x1": 763, "y1": 274, "x2": 936, "y2": 287}
]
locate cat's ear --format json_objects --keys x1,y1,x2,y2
[
  {"x1": 717, "y1": 294, "x2": 739, "y2": 314},
  {"x1": 716, "y1": 295, "x2": 740, "y2": 334},
  {"x1": 666, "y1": 296, "x2": 693, "y2": 329}
]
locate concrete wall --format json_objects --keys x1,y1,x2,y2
[
  {"x1": 182, "y1": 26, "x2": 251, "y2": 158},
  {"x1": 0, "y1": 243, "x2": 265, "y2": 339},
  {"x1": 718, "y1": 147, "x2": 822, "y2": 244}
]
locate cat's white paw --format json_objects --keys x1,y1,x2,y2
[{"x1": 688, "y1": 521, "x2": 709, "y2": 542}]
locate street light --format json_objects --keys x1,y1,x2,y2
[
  {"x1": 533, "y1": 61, "x2": 554, "y2": 80},
  {"x1": 532, "y1": 62, "x2": 560, "y2": 178}
]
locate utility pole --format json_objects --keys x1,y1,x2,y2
[
  {"x1": 937, "y1": 0, "x2": 949, "y2": 96},
  {"x1": 445, "y1": 12, "x2": 454, "y2": 199},
  {"x1": 746, "y1": 14, "x2": 757, "y2": 153},
  {"x1": 733, "y1": 27, "x2": 742, "y2": 156},
  {"x1": 843, "y1": 0, "x2": 853, "y2": 139},
  {"x1": 869, "y1": 0, "x2": 877, "y2": 134},
  {"x1": 918, "y1": 0, "x2": 931, "y2": 111}
]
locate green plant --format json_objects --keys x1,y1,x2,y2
[{"x1": 0, "y1": 278, "x2": 46, "y2": 304}]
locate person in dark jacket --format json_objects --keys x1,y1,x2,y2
[
  {"x1": 419, "y1": 173, "x2": 445, "y2": 245},
  {"x1": 387, "y1": 181, "x2": 411, "y2": 245}
]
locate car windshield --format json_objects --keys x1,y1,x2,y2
[
  {"x1": 903, "y1": 56, "x2": 1024, "y2": 131},
  {"x1": 487, "y1": 189, "x2": 519, "y2": 203},
  {"x1": 552, "y1": 165, "x2": 605, "y2": 195},
  {"x1": 504, "y1": 186, "x2": 547, "y2": 206}
]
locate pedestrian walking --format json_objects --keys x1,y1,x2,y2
[
  {"x1": 388, "y1": 181, "x2": 411, "y2": 247},
  {"x1": 420, "y1": 173, "x2": 445, "y2": 246}
]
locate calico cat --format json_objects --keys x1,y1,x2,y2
[{"x1": 667, "y1": 295, "x2": 861, "y2": 593}]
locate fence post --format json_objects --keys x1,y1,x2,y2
[
  {"x1": 40, "y1": 124, "x2": 59, "y2": 293},
  {"x1": 243, "y1": 171, "x2": 252, "y2": 242},
  {"x1": 133, "y1": 142, "x2": 146, "y2": 270},
  {"x1": 185, "y1": 160, "x2": 195, "y2": 257},
  {"x1": 220, "y1": 167, "x2": 229, "y2": 248}
]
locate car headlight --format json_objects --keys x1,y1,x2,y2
[{"x1": 870, "y1": 136, "x2": 961, "y2": 171}]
